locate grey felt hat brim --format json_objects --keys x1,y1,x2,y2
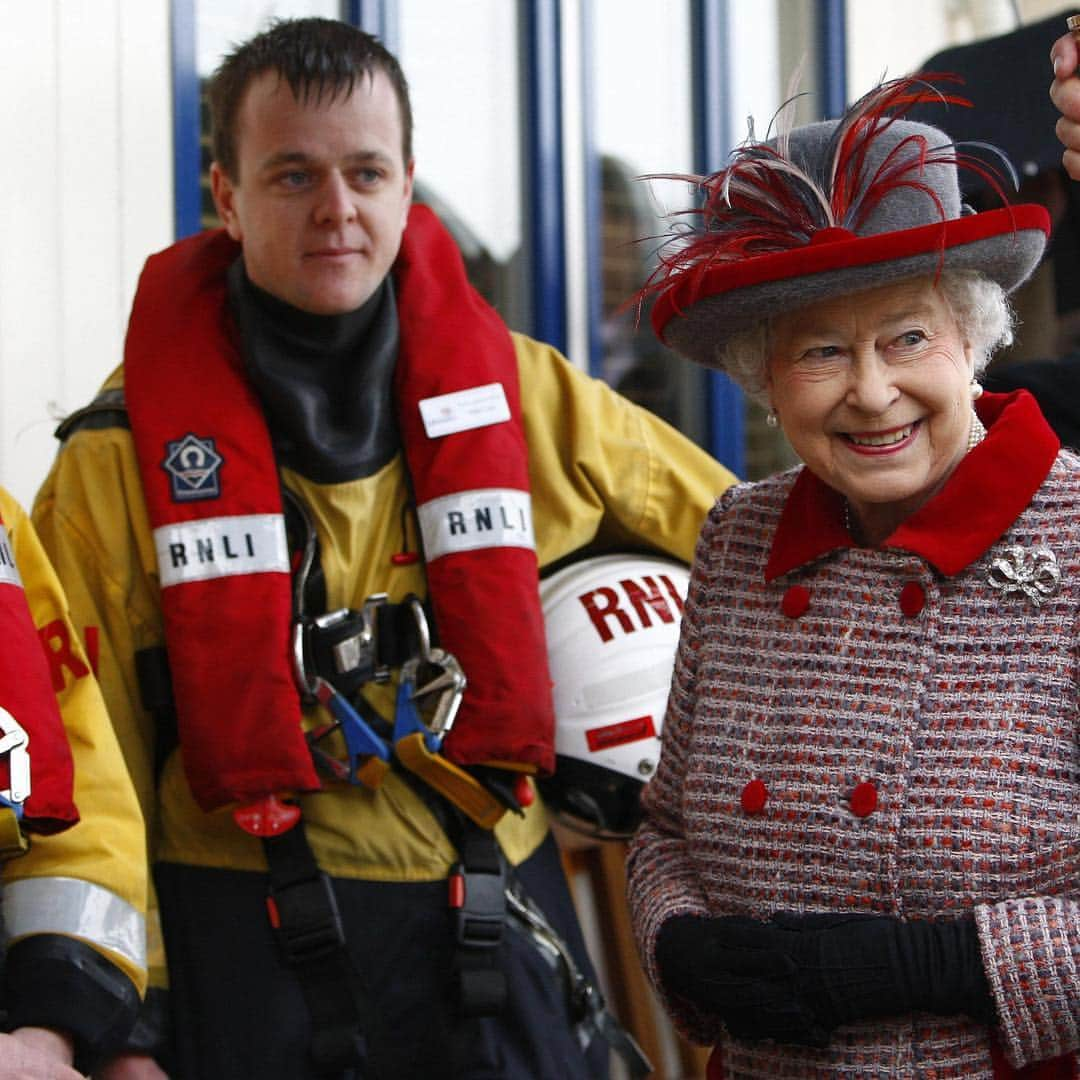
[
  {"x1": 652, "y1": 111, "x2": 1050, "y2": 370},
  {"x1": 660, "y1": 209, "x2": 1047, "y2": 370}
]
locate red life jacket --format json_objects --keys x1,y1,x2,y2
[
  {"x1": 0, "y1": 512, "x2": 78, "y2": 833},
  {"x1": 125, "y1": 206, "x2": 555, "y2": 812}
]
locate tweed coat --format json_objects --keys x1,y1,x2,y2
[{"x1": 627, "y1": 391, "x2": 1080, "y2": 1079}]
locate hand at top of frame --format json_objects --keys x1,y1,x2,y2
[{"x1": 1050, "y1": 26, "x2": 1080, "y2": 180}]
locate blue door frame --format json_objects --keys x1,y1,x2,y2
[
  {"x1": 691, "y1": 0, "x2": 743, "y2": 474},
  {"x1": 171, "y1": 1, "x2": 201, "y2": 240}
]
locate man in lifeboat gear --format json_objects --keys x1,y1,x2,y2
[
  {"x1": 0, "y1": 487, "x2": 146, "y2": 1078},
  {"x1": 32, "y1": 16, "x2": 734, "y2": 1079}
]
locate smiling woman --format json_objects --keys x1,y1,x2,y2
[
  {"x1": 767, "y1": 276, "x2": 984, "y2": 544},
  {"x1": 626, "y1": 74, "x2": 1080, "y2": 1080}
]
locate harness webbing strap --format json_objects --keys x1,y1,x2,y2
[
  {"x1": 448, "y1": 823, "x2": 508, "y2": 1018},
  {"x1": 261, "y1": 823, "x2": 368, "y2": 1074}
]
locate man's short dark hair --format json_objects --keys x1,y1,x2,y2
[{"x1": 208, "y1": 17, "x2": 413, "y2": 179}]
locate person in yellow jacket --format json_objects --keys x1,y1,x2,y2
[
  {"x1": 33, "y1": 17, "x2": 734, "y2": 1080},
  {"x1": 0, "y1": 488, "x2": 146, "y2": 1079}
]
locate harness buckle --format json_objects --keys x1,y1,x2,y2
[
  {"x1": 360, "y1": 594, "x2": 393, "y2": 684},
  {"x1": 294, "y1": 595, "x2": 392, "y2": 705},
  {"x1": 316, "y1": 608, "x2": 376, "y2": 683},
  {"x1": 267, "y1": 870, "x2": 347, "y2": 965},
  {"x1": 448, "y1": 859, "x2": 506, "y2": 949}
]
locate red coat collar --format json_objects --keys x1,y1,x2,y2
[{"x1": 765, "y1": 390, "x2": 1060, "y2": 581}]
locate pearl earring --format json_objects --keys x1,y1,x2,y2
[
  {"x1": 765, "y1": 409, "x2": 779, "y2": 428},
  {"x1": 970, "y1": 381, "x2": 983, "y2": 400}
]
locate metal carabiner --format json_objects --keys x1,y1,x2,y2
[
  {"x1": 405, "y1": 595, "x2": 431, "y2": 662},
  {"x1": 393, "y1": 655, "x2": 503, "y2": 829},
  {"x1": 0, "y1": 706, "x2": 30, "y2": 812},
  {"x1": 286, "y1": 488, "x2": 321, "y2": 703},
  {"x1": 400, "y1": 594, "x2": 466, "y2": 740},
  {"x1": 400, "y1": 649, "x2": 466, "y2": 746}
]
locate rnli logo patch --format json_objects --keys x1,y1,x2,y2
[{"x1": 162, "y1": 434, "x2": 223, "y2": 502}]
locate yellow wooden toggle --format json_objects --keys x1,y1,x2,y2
[
  {"x1": 355, "y1": 755, "x2": 390, "y2": 789},
  {"x1": 395, "y1": 733, "x2": 506, "y2": 830}
]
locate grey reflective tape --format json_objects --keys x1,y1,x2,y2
[
  {"x1": 0, "y1": 526, "x2": 22, "y2": 588},
  {"x1": 416, "y1": 488, "x2": 535, "y2": 561},
  {"x1": 153, "y1": 513, "x2": 289, "y2": 587},
  {"x1": 3, "y1": 876, "x2": 146, "y2": 969}
]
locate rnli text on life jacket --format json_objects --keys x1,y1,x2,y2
[
  {"x1": 152, "y1": 514, "x2": 290, "y2": 588},
  {"x1": 416, "y1": 488, "x2": 536, "y2": 561}
]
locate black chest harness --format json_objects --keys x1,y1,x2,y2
[{"x1": 136, "y1": 486, "x2": 650, "y2": 1078}]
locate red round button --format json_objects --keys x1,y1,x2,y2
[
  {"x1": 850, "y1": 782, "x2": 878, "y2": 818},
  {"x1": 900, "y1": 582, "x2": 925, "y2": 617},
  {"x1": 740, "y1": 779, "x2": 768, "y2": 815},
  {"x1": 782, "y1": 586, "x2": 811, "y2": 619}
]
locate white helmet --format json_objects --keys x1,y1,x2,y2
[{"x1": 538, "y1": 553, "x2": 689, "y2": 838}]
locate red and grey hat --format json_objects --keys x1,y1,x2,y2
[{"x1": 648, "y1": 77, "x2": 1051, "y2": 369}]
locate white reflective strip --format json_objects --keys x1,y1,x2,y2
[
  {"x1": 0, "y1": 526, "x2": 22, "y2": 588},
  {"x1": 416, "y1": 488, "x2": 535, "y2": 560},
  {"x1": 3, "y1": 876, "x2": 146, "y2": 970},
  {"x1": 153, "y1": 513, "x2": 289, "y2": 587}
]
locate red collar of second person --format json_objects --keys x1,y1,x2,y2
[{"x1": 765, "y1": 390, "x2": 1060, "y2": 581}]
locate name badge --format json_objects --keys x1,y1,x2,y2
[{"x1": 418, "y1": 383, "x2": 511, "y2": 439}]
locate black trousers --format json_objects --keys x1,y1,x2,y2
[{"x1": 155, "y1": 832, "x2": 610, "y2": 1079}]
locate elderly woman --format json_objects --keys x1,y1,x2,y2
[{"x1": 626, "y1": 79, "x2": 1078, "y2": 1079}]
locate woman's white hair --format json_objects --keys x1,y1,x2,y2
[{"x1": 720, "y1": 270, "x2": 1015, "y2": 406}]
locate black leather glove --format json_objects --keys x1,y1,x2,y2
[{"x1": 655, "y1": 911, "x2": 995, "y2": 1047}]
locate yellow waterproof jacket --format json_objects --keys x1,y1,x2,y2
[
  {"x1": 34, "y1": 335, "x2": 732, "y2": 883},
  {"x1": 0, "y1": 487, "x2": 147, "y2": 1025}
]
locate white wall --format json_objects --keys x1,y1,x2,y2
[{"x1": 0, "y1": 0, "x2": 173, "y2": 508}]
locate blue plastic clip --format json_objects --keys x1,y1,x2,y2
[
  {"x1": 313, "y1": 677, "x2": 390, "y2": 783},
  {"x1": 393, "y1": 670, "x2": 441, "y2": 752}
]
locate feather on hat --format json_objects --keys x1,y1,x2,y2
[{"x1": 648, "y1": 76, "x2": 1050, "y2": 368}]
